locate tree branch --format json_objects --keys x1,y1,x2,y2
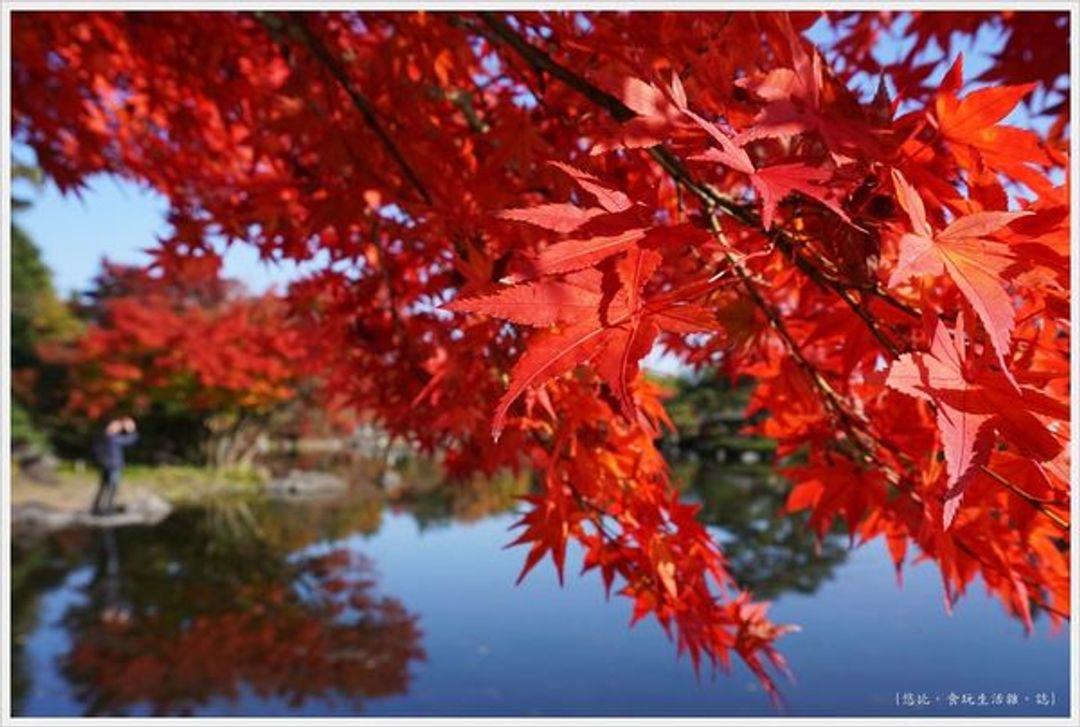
[
  {"x1": 254, "y1": 11, "x2": 433, "y2": 206},
  {"x1": 473, "y1": 12, "x2": 1071, "y2": 537},
  {"x1": 980, "y1": 465, "x2": 1069, "y2": 530},
  {"x1": 475, "y1": 12, "x2": 919, "y2": 334},
  {"x1": 477, "y1": 12, "x2": 637, "y2": 123}
]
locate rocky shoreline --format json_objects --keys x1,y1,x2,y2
[
  {"x1": 10, "y1": 467, "x2": 388, "y2": 539},
  {"x1": 11, "y1": 492, "x2": 174, "y2": 537}
]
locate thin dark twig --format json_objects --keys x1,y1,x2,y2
[
  {"x1": 478, "y1": 12, "x2": 637, "y2": 123},
  {"x1": 980, "y1": 465, "x2": 1069, "y2": 529},
  {"x1": 255, "y1": 11, "x2": 433, "y2": 206}
]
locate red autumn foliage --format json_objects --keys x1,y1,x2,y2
[
  {"x1": 57, "y1": 263, "x2": 306, "y2": 421},
  {"x1": 64, "y1": 547, "x2": 424, "y2": 715},
  {"x1": 12, "y1": 10, "x2": 1070, "y2": 699}
]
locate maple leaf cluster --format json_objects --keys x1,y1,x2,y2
[{"x1": 12, "y1": 10, "x2": 1070, "y2": 699}]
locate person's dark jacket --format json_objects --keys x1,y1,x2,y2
[{"x1": 93, "y1": 430, "x2": 138, "y2": 470}]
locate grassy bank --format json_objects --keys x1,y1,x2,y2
[{"x1": 12, "y1": 462, "x2": 267, "y2": 512}]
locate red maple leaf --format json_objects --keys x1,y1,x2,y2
[
  {"x1": 732, "y1": 14, "x2": 882, "y2": 162},
  {"x1": 889, "y1": 168, "x2": 1031, "y2": 376},
  {"x1": 885, "y1": 315, "x2": 1068, "y2": 527},
  {"x1": 932, "y1": 54, "x2": 1050, "y2": 194},
  {"x1": 501, "y1": 161, "x2": 713, "y2": 284},
  {"x1": 448, "y1": 248, "x2": 717, "y2": 436},
  {"x1": 686, "y1": 108, "x2": 855, "y2": 229}
]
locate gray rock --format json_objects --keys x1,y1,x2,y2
[
  {"x1": 14, "y1": 446, "x2": 61, "y2": 485},
  {"x1": 12, "y1": 493, "x2": 173, "y2": 535},
  {"x1": 379, "y1": 468, "x2": 403, "y2": 492},
  {"x1": 265, "y1": 469, "x2": 347, "y2": 499}
]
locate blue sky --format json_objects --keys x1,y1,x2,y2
[
  {"x1": 10, "y1": 13, "x2": 1025, "y2": 298},
  {"x1": 11, "y1": 171, "x2": 307, "y2": 296}
]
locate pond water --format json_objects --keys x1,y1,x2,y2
[{"x1": 11, "y1": 461, "x2": 1070, "y2": 717}]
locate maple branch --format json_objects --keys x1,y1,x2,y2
[
  {"x1": 476, "y1": 14, "x2": 941, "y2": 507},
  {"x1": 480, "y1": 11, "x2": 894, "y2": 470},
  {"x1": 704, "y1": 217, "x2": 841, "y2": 410},
  {"x1": 254, "y1": 11, "x2": 434, "y2": 206},
  {"x1": 474, "y1": 14, "x2": 711, "y2": 197},
  {"x1": 700, "y1": 177, "x2": 907, "y2": 356},
  {"x1": 980, "y1": 465, "x2": 1069, "y2": 530},
  {"x1": 766, "y1": 220, "x2": 920, "y2": 320},
  {"x1": 473, "y1": 12, "x2": 1072, "y2": 595},
  {"x1": 569, "y1": 486, "x2": 621, "y2": 544},
  {"x1": 837, "y1": 399, "x2": 1069, "y2": 534},
  {"x1": 951, "y1": 538, "x2": 1070, "y2": 622},
  {"x1": 283, "y1": 57, "x2": 405, "y2": 202},
  {"x1": 831, "y1": 286, "x2": 903, "y2": 357},
  {"x1": 873, "y1": 464, "x2": 1070, "y2": 622},
  {"x1": 477, "y1": 13, "x2": 637, "y2": 124},
  {"x1": 476, "y1": 12, "x2": 920, "y2": 334},
  {"x1": 701, "y1": 214, "x2": 911, "y2": 490}
]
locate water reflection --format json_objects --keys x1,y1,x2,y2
[
  {"x1": 13, "y1": 503, "x2": 424, "y2": 716},
  {"x1": 11, "y1": 456, "x2": 851, "y2": 717},
  {"x1": 10, "y1": 534, "x2": 69, "y2": 713},
  {"x1": 261, "y1": 450, "x2": 531, "y2": 531},
  {"x1": 679, "y1": 457, "x2": 849, "y2": 600},
  {"x1": 392, "y1": 470, "x2": 531, "y2": 531},
  {"x1": 665, "y1": 375, "x2": 849, "y2": 598}
]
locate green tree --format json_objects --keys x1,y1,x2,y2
[{"x1": 10, "y1": 164, "x2": 81, "y2": 453}]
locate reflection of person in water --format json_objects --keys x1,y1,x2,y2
[
  {"x1": 91, "y1": 417, "x2": 138, "y2": 516},
  {"x1": 97, "y1": 527, "x2": 131, "y2": 626}
]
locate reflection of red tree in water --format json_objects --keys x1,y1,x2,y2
[{"x1": 63, "y1": 549, "x2": 424, "y2": 716}]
